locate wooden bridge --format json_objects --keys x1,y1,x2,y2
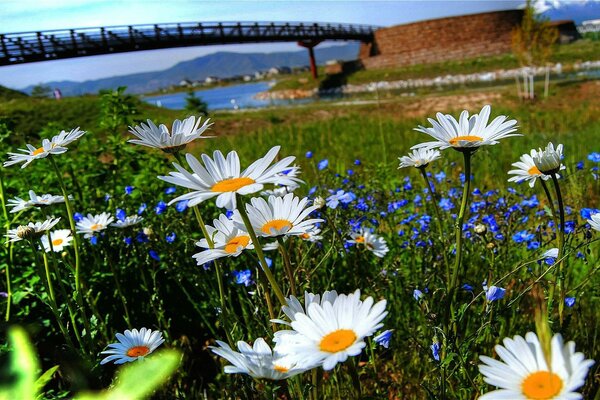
[{"x1": 0, "y1": 22, "x2": 376, "y2": 78}]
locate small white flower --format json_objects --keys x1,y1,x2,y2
[
  {"x1": 233, "y1": 193, "x2": 323, "y2": 238},
  {"x1": 100, "y1": 328, "x2": 165, "y2": 365},
  {"x1": 75, "y1": 212, "x2": 114, "y2": 238},
  {"x1": 412, "y1": 105, "x2": 519, "y2": 152},
  {"x1": 398, "y1": 148, "x2": 441, "y2": 169},
  {"x1": 158, "y1": 146, "x2": 301, "y2": 210},
  {"x1": 4, "y1": 128, "x2": 85, "y2": 168},
  {"x1": 587, "y1": 213, "x2": 600, "y2": 232},
  {"x1": 348, "y1": 229, "x2": 389, "y2": 258},
  {"x1": 110, "y1": 215, "x2": 144, "y2": 229},
  {"x1": 508, "y1": 151, "x2": 565, "y2": 188},
  {"x1": 532, "y1": 143, "x2": 564, "y2": 175},
  {"x1": 211, "y1": 338, "x2": 308, "y2": 380},
  {"x1": 273, "y1": 289, "x2": 388, "y2": 371},
  {"x1": 128, "y1": 116, "x2": 212, "y2": 152},
  {"x1": 299, "y1": 227, "x2": 323, "y2": 242},
  {"x1": 478, "y1": 332, "x2": 594, "y2": 399},
  {"x1": 7, "y1": 218, "x2": 61, "y2": 242},
  {"x1": 40, "y1": 229, "x2": 73, "y2": 252},
  {"x1": 541, "y1": 247, "x2": 559, "y2": 259},
  {"x1": 7, "y1": 190, "x2": 69, "y2": 213}
]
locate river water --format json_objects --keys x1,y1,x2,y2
[{"x1": 142, "y1": 81, "x2": 312, "y2": 111}]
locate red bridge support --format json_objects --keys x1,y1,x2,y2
[{"x1": 298, "y1": 39, "x2": 322, "y2": 79}]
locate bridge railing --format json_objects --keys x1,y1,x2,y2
[{"x1": 0, "y1": 22, "x2": 375, "y2": 65}]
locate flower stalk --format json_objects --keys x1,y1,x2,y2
[
  {"x1": 551, "y1": 173, "x2": 566, "y2": 324},
  {"x1": 450, "y1": 150, "x2": 473, "y2": 293}
]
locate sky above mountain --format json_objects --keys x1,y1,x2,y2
[{"x1": 1, "y1": 0, "x2": 598, "y2": 89}]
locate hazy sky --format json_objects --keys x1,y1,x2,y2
[{"x1": 0, "y1": 0, "x2": 525, "y2": 89}]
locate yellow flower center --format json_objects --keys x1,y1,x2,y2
[
  {"x1": 224, "y1": 235, "x2": 250, "y2": 253},
  {"x1": 448, "y1": 135, "x2": 483, "y2": 146},
  {"x1": 32, "y1": 147, "x2": 45, "y2": 156},
  {"x1": 528, "y1": 166, "x2": 542, "y2": 176},
  {"x1": 273, "y1": 364, "x2": 289, "y2": 373},
  {"x1": 261, "y1": 219, "x2": 292, "y2": 235},
  {"x1": 52, "y1": 238, "x2": 63, "y2": 246},
  {"x1": 319, "y1": 329, "x2": 357, "y2": 353},
  {"x1": 90, "y1": 224, "x2": 102, "y2": 231},
  {"x1": 521, "y1": 371, "x2": 563, "y2": 400},
  {"x1": 355, "y1": 236, "x2": 365, "y2": 243},
  {"x1": 300, "y1": 233, "x2": 310, "y2": 239},
  {"x1": 126, "y1": 345, "x2": 150, "y2": 357},
  {"x1": 211, "y1": 177, "x2": 255, "y2": 192}
]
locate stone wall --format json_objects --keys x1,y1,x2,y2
[{"x1": 360, "y1": 10, "x2": 523, "y2": 69}]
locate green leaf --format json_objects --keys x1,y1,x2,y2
[
  {"x1": 34, "y1": 365, "x2": 59, "y2": 399},
  {"x1": 0, "y1": 327, "x2": 40, "y2": 400},
  {"x1": 76, "y1": 350, "x2": 180, "y2": 400}
]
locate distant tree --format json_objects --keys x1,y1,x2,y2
[
  {"x1": 99, "y1": 86, "x2": 138, "y2": 134},
  {"x1": 30, "y1": 84, "x2": 52, "y2": 98},
  {"x1": 512, "y1": 0, "x2": 559, "y2": 99},
  {"x1": 184, "y1": 90, "x2": 209, "y2": 116}
]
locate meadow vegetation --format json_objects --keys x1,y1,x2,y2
[{"x1": 0, "y1": 76, "x2": 599, "y2": 399}]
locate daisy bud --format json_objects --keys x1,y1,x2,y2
[
  {"x1": 313, "y1": 196, "x2": 326, "y2": 209},
  {"x1": 16, "y1": 225, "x2": 36, "y2": 240},
  {"x1": 143, "y1": 227, "x2": 154, "y2": 238},
  {"x1": 532, "y1": 143, "x2": 564, "y2": 175},
  {"x1": 474, "y1": 224, "x2": 487, "y2": 235}
]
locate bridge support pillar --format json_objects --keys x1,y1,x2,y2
[{"x1": 298, "y1": 39, "x2": 322, "y2": 80}]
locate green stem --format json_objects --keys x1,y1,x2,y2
[
  {"x1": 173, "y1": 151, "x2": 234, "y2": 345},
  {"x1": 106, "y1": 253, "x2": 131, "y2": 326},
  {"x1": 0, "y1": 170, "x2": 12, "y2": 321},
  {"x1": 551, "y1": 173, "x2": 566, "y2": 324},
  {"x1": 29, "y1": 240, "x2": 75, "y2": 349},
  {"x1": 347, "y1": 358, "x2": 362, "y2": 398},
  {"x1": 449, "y1": 150, "x2": 473, "y2": 293},
  {"x1": 419, "y1": 166, "x2": 450, "y2": 282},
  {"x1": 49, "y1": 157, "x2": 93, "y2": 344},
  {"x1": 277, "y1": 236, "x2": 296, "y2": 297},
  {"x1": 235, "y1": 193, "x2": 286, "y2": 306}
]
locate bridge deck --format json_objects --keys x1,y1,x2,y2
[{"x1": 0, "y1": 22, "x2": 375, "y2": 66}]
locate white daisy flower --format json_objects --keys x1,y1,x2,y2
[
  {"x1": 75, "y1": 212, "x2": 114, "y2": 238},
  {"x1": 7, "y1": 218, "x2": 61, "y2": 242},
  {"x1": 128, "y1": 116, "x2": 212, "y2": 153},
  {"x1": 273, "y1": 289, "x2": 388, "y2": 371},
  {"x1": 299, "y1": 227, "x2": 323, "y2": 242},
  {"x1": 271, "y1": 290, "x2": 339, "y2": 326},
  {"x1": 532, "y1": 143, "x2": 564, "y2": 175},
  {"x1": 211, "y1": 338, "x2": 308, "y2": 380},
  {"x1": 110, "y1": 215, "x2": 144, "y2": 229},
  {"x1": 7, "y1": 190, "x2": 69, "y2": 213},
  {"x1": 40, "y1": 229, "x2": 73, "y2": 252},
  {"x1": 158, "y1": 146, "x2": 300, "y2": 210},
  {"x1": 4, "y1": 128, "x2": 85, "y2": 169},
  {"x1": 49, "y1": 127, "x2": 86, "y2": 148},
  {"x1": 233, "y1": 193, "x2": 323, "y2": 238},
  {"x1": 412, "y1": 105, "x2": 519, "y2": 152},
  {"x1": 587, "y1": 213, "x2": 600, "y2": 232},
  {"x1": 100, "y1": 328, "x2": 165, "y2": 365},
  {"x1": 398, "y1": 148, "x2": 441, "y2": 169},
  {"x1": 508, "y1": 151, "x2": 565, "y2": 188},
  {"x1": 261, "y1": 166, "x2": 302, "y2": 197},
  {"x1": 348, "y1": 229, "x2": 389, "y2": 258},
  {"x1": 478, "y1": 332, "x2": 594, "y2": 400}
]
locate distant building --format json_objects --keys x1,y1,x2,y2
[
  {"x1": 548, "y1": 20, "x2": 580, "y2": 44},
  {"x1": 579, "y1": 19, "x2": 600, "y2": 33},
  {"x1": 178, "y1": 79, "x2": 192, "y2": 87},
  {"x1": 254, "y1": 71, "x2": 266, "y2": 79},
  {"x1": 204, "y1": 76, "x2": 220, "y2": 84},
  {"x1": 243, "y1": 75, "x2": 253, "y2": 82}
]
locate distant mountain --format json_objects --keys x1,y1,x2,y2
[
  {"x1": 22, "y1": 44, "x2": 359, "y2": 96},
  {"x1": 538, "y1": 0, "x2": 600, "y2": 23}
]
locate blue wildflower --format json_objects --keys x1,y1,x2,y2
[
  {"x1": 576, "y1": 161, "x2": 584, "y2": 170},
  {"x1": 124, "y1": 237, "x2": 133, "y2": 245},
  {"x1": 232, "y1": 269, "x2": 253, "y2": 286},
  {"x1": 165, "y1": 187, "x2": 177, "y2": 195},
  {"x1": 149, "y1": 250, "x2": 160, "y2": 261},
  {"x1": 434, "y1": 171, "x2": 446, "y2": 183},
  {"x1": 512, "y1": 230, "x2": 535, "y2": 244},
  {"x1": 90, "y1": 236, "x2": 98, "y2": 245},
  {"x1": 104, "y1": 194, "x2": 111, "y2": 202},
  {"x1": 125, "y1": 186, "x2": 134, "y2": 195},
  {"x1": 73, "y1": 212, "x2": 84, "y2": 222},
  {"x1": 354, "y1": 159, "x2": 361, "y2": 165},
  {"x1": 430, "y1": 342, "x2": 440, "y2": 361},
  {"x1": 318, "y1": 159, "x2": 328, "y2": 170},
  {"x1": 413, "y1": 289, "x2": 424, "y2": 301},
  {"x1": 565, "y1": 297, "x2": 576, "y2": 308},
  {"x1": 116, "y1": 208, "x2": 126, "y2": 221},
  {"x1": 138, "y1": 203, "x2": 147, "y2": 215},
  {"x1": 439, "y1": 198, "x2": 454, "y2": 211},
  {"x1": 155, "y1": 201, "x2": 167, "y2": 215},
  {"x1": 305, "y1": 151, "x2": 313, "y2": 159},
  {"x1": 484, "y1": 282, "x2": 506, "y2": 301},
  {"x1": 175, "y1": 200, "x2": 189, "y2": 213},
  {"x1": 166, "y1": 232, "x2": 176, "y2": 243},
  {"x1": 373, "y1": 330, "x2": 393, "y2": 349},
  {"x1": 588, "y1": 152, "x2": 600, "y2": 163},
  {"x1": 462, "y1": 284, "x2": 473, "y2": 292}
]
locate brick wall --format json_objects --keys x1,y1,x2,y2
[{"x1": 360, "y1": 10, "x2": 523, "y2": 69}]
